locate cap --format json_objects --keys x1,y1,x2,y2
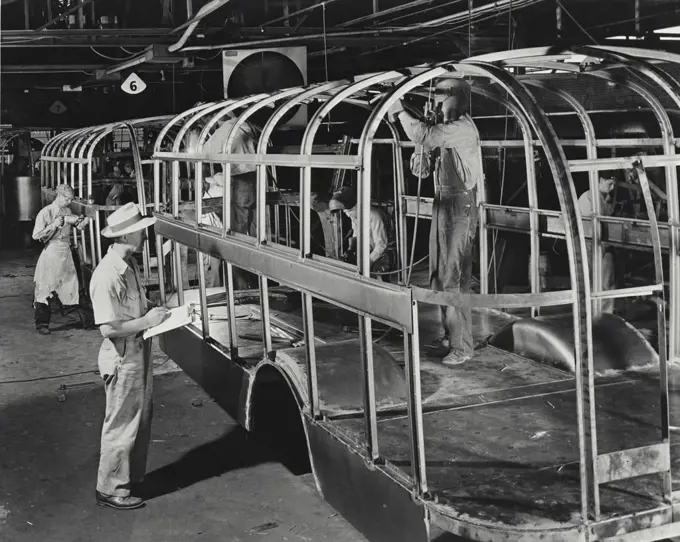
[
  {"x1": 56, "y1": 184, "x2": 74, "y2": 197},
  {"x1": 329, "y1": 186, "x2": 357, "y2": 212}
]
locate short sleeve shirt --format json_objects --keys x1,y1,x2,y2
[
  {"x1": 89, "y1": 248, "x2": 147, "y2": 326},
  {"x1": 578, "y1": 190, "x2": 614, "y2": 217}
]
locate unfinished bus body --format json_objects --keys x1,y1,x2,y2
[
  {"x1": 39, "y1": 116, "x2": 173, "y2": 288},
  {"x1": 45, "y1": 45, "x2": 680, "y2": 542}
]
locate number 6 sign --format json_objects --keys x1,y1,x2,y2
[{"x1": 121, "y1": 73, "x2": 147, "y2": 95}]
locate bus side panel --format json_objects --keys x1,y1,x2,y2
[
  {"x1": 303, "y1": 418, "x2": 429, "y2": 542},
  {"x1": 159, "y1": 326, "x2": 251, "y2": 427}
]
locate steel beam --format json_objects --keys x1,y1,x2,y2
[
  {"x1": 154, "y1": 216, "x2": 414, "y2": 331},
  {"x1": 153, "y1": 151, "x2": 361, "y2": 169}
]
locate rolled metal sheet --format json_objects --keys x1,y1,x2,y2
[{"x1": 489, "y1": 313, "x2": 659, "y2": 373}]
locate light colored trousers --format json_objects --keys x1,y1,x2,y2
[
  {"x1": 179, "y1": 246, "x2": 222, "y2": 289},
  {"x1": 586, "y1": 241, "x2": 615, "y2": 314},
  {"x1": 97, "y1": 336, "x2": 153, "y2": 497}
]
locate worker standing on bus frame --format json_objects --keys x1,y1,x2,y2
[
  {"x1": 578, "y1": 170, "x2": 641, "y2": 314},
  {"x1": 389, "y1": 79, "x2": 484, "y2": 366}
]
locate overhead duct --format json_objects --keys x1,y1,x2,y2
[{"x1": 222, "y1": 47, "x2": 307, "y2": 127}]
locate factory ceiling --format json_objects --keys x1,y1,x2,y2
[{"x1": 2, "y1": 0, "x2": 680, "y2": 126}]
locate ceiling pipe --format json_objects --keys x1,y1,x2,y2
[
  {"x1": 259, "y1": 0, "x2": 349, "y2": 28},
  {"x1": 410, "y1": 0, "x2": 542, "y2": 28},
  {"x1": 338, "y1": 0, "x2": 461, "y2": 28},
  {"x1": 179, "y1": 0, "x2": 538, "y2": 52},
  {"x1": 180, "y1": 26, "x2": 429, "y2": 51},
  {"x1": 168, "y1": 0, "x2": 235, "y2": 52}
]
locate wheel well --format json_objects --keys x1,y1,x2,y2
[{"x1": 249, "y1": 365, "x2": 311, "y2": 475}]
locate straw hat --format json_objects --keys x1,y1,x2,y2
[{"x1": 101, "y1": 202, "x2": 156, "y2": 238}]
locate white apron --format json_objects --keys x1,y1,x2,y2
[{"x1": 34, "y1": 240, "x2": 80, "y2": 306}]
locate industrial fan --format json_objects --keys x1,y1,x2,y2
[{"x1": 222, "y1": 47, "x2": 307, "y2": 127}]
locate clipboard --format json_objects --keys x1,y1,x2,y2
[{"x1": 143, "y1": 303, "x2": 196, "y2": 340}]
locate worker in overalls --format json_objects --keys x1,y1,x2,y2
[
  {"x1": 577, "y1": 172, "x2": 619, "y2": 314},
  {"x1": 389, "y1": 79, "x2": 483, "y2": 365},
  {"x1": 329, "y1": 185, "x2": 393, "y2": 278},
  {"x1": 32, "y1": 184, "x2": 90, "y2": 334},
  {"x1": 184, "y1": 172, "x2": 225, "y2": 288},
  {"x1": 90, "y1": 202, "x2": 170, "y2": 510},
  {"x1": 202, "y1": 117, "x2": 260, "y2": 289}
]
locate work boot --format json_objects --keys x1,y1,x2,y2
[
  {"x1": 427, "y1": 335, "x2": 450, "y2": 351},
  {"x1": 95, "y1": 491, "x2": 145, "y2": 510},
  {"x1": 34, "y1": 302, "x2": 51, "y2": 335},
  {"x1": 442, "y1": 349, "x2": 472, "y2": 367},
  {"x1": 77, "y1": 306, "x2": 95, "y2": 330}
]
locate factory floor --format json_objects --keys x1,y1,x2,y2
[{"x1": 0, "y1": 248, "x2": 366, "y2": 542}]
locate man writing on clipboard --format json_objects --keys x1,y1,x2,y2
[{"x1": 89, "y1": 202, "x2": 171, "y2": 510}]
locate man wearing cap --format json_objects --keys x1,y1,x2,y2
[
  {"x1": 388, "y1": 78, "x2": 483, "y2": 366},
  {"x1": 32, "y1": 184, "x2": 90, "y2": 334},
  {"x1": 329, "y1": 186, "x2": 392, "y2": 277},
  {"x1": 90, "y1": 202, "x2": 170, "y2": 510}
]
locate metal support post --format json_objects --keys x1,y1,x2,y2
[
  {"x1": 195, "y1": 161, "x2": 210, "y2": 339},
  {"x1": 172, "y1": 159, "x2": 185, "y2": 306},
  {"x1": 404, "y1": 301, "x2": 427, "y2": 494},
  {"x1": 359, "y1": 314, "x2": 380, "y2": 463},
  {"x1": 222, "y1": 264, "x2": 239, "y2": 358},
  {"x1": 154, "y1": 161, "x2": 167, "y2": 303},
  {"x1": 635, "y1": 164, "x2": 672, "y2": 503}
]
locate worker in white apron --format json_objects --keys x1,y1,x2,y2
[{"x1": 32, "y1": 184, "x2": 90, "y2": 334}]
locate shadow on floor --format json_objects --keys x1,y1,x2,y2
[{"x1": 140, "y1": 426, "x2": 284, "y2": 500}]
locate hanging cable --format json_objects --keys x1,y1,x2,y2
[
  {"x1": 374, "y1": 254, "x2": 428, "y2": 276},
  {"x1": 468, "y1": 0, "x2": 472, "y2": 58},
  {"x1": 487, "y1": 0, "x2": 514, "y2": 291},
  {"x1": 354, "y1": 25, "x2": 466, "y2": 60},
  {"x1": 90, "y1": 46, "x2": 138, "y2": 61},
  {"x1": 374, "y1": 0, "x2": 467, "y2": 27},
  {"x1": 406, "y1": 166, "x2": 424, "y2": 285},
  {"x1": 322, "y1": 2, "x2": 332, "y2": 132},
  {"x1": 120, "y1": 46, "x2": 145, "y2": 55},
  {"x1": 406, "y1": 78, "x2": 436, "y2": 286},
  {"x1": 195, "y1": 51, "x2": 222, "y2": 61},
  {"x1": 322, "y1": 2, "x2": 330, "y2": 83}
]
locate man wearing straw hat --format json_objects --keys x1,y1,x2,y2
[
  {"x1": 389, "y1": 78, "x2": 483, "y2": 366},
  {"x1": 89, "y1": 202, "x2": 170, "y2": 510},
  {"x1": 32, "y1": 183, "x2": 90, "y2": 334}
]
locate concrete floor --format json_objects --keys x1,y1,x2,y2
[{"x1": 0, "y1": 248, "x2": 366, "y2": 542}]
